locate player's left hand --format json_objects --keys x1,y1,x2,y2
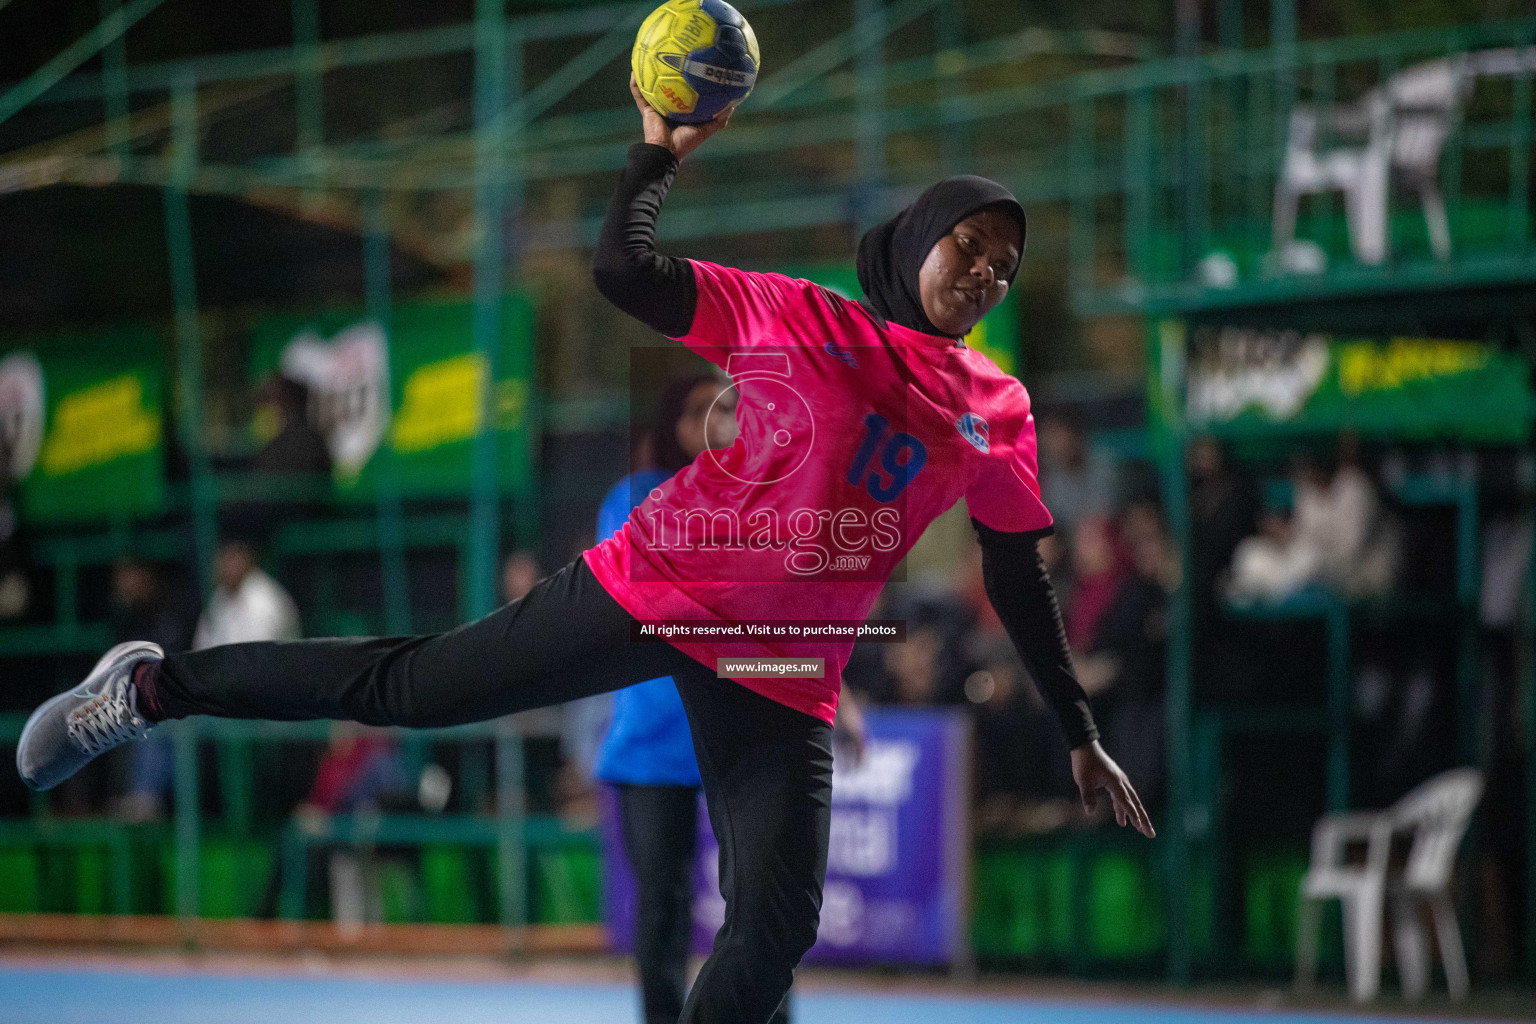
[{"x1": 1071, "y1": 740, "x2": 1155, "y2": 838}]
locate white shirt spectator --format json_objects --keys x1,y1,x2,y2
[
  {"x1": 194, "y1": 567, "x2": 301, "y2": 650},
  {"x1": 1295, "y1": 463, "x2": 1400, "y2": 598},
  {"x1": 1226, "y1": 460, "x2": 1400, "y2": 605}
]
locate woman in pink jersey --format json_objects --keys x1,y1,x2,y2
[{"x1": 18, "y1": 83, "x2": 1153, "y2": 1024}]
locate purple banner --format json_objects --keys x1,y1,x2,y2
[{"x1": 600, "y1": 707, "x2": 971, "y2": 966}]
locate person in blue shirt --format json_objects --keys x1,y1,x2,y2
[
  {"x1": 595, "y1": 370, "x2": 771, "y2": 1024},
  {"x1": 596, "y1": 369, "x2": 870, "y2": 1023}
]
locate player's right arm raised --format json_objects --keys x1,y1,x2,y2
[
  {"x1": 591, "y1": 79, "x2": 732, "y2": 338},
  {"x1": 631, "y1": 75, "x2": 732, "y2": 161}
]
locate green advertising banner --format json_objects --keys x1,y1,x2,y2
[
  {"x1": 248, "y1": 294, "x2": 536, "y2": 500},
  {"x1": 782, "y1": 264, "x2": 1021, "y2": 375},
  {"x1": 1166, "y1": 321, "x2": 1533, "y2": 443},
  {"x1": 0, "y1": 328, "x2": 166, "y2": 523}
]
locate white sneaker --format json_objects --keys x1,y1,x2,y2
[{"x1": 16, "y1": 640, "x2": 163, "y2": 791}]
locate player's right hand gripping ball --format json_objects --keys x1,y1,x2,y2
[{"x1": 632, "y1": 0, "x2": 761, "y2": 124}]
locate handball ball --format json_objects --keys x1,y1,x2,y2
[{"x1": 632, "y1": 0, "x2": 761, "y2": 125}]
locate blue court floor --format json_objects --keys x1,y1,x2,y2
[{"x1": 0, "y1": 966, "x2": 1517, "y2": 1024}]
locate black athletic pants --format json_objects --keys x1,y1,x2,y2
[
  {"x1": 618, "y1": 784, "x2": 791, "y2": 1024},
  {"x1": 154, "y1": 556, "x2": 831, "y2": 1024}
]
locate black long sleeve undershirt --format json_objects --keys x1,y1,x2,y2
[
  {"x1": 972, "y1": 519, "x2": 1100, "y2": 749},
  {"x1": 592, "y1": 143, "x2": 1098, "y2": 749},
  {"x1": 592, "y1": 143, "x2": 698, "y2": 338}
]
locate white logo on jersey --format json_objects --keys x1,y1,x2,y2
[{"x1": 955, "y1": 412, "x2": 989, "y2": 453}]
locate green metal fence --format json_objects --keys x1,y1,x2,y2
[
  {"x1": 0, "y1": 710, "x2": 601, "y2": 928},
  {"x1": 5, "y1": 7, "x2": 1533, "y2": 308},
  {"x1": 1057, "y1": 18, "x2": 1536, "y2": 316}
]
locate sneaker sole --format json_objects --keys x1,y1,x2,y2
[{"x1": 16, "y1": 639, "x2": 165, "y2": 791}]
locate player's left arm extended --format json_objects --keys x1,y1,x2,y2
[
  {"x1": 971, "y1": 519, "x2": 1098, "y2": 748},
  {"x1": 973, "y1": 517, "x2": 1156, "y2": 838},
  {"x1": 592, "y1": 143, "x2": 699, "y2": 338}
]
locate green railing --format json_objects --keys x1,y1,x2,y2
[
  {"x1": 0, "y1": 472, "x2": 492, "y2": 661},
  {"x1": 1060, "y1": 18, "x2": 1536, "y2": 314},
  {"x1": 0, "y1": 711, "x2": 596, "y2": 928},
  {"x1": 1, "y1": 2, "x2": 1157, "y2": 272},
  {"x1": 6, "y1": 7, "x2": 1533, "y2": 312}
]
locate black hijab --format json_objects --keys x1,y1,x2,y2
[{"x1": 856, "y1": 175, "x2": 1027, "y2": 338}]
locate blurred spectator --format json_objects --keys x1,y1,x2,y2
[
  {"x1": 291, "y1": 723, "x2": 423, "y2": 928},
  {"x1": 223, "y1": 373, "x2": 334, "y2": 545},
  {"x1": 1227, "y1": 441, "x2": 1400, "y2": 603},
  {"x1": 196, "y1": 537, "x2": 302, "y2": 648},
  {"x1": 109, "y1": 558, "x2": 197, "y2": 821},
  {"x1": 1119, "y1": 499, "x2": 1177, "y2": 587},
  {"x1": 881, "y1": 622, "x2": 946, "y2": 706},
  {"x1": 866, "y1": 606, "x2": 976, "y2": 708},
  {"x1": 856, "y1": 571, "x2": 976, "y2": 706},
  {"x1": 0, "y1": 431, "x2": 27, "y2": 621},
  {"x1": 120, "y1": 538, "x2": 300, "y2": 821},
  {"x1": 1074, "y1": 511, "x2": 1172, "y2": 812},
  {"x1": 296, "y1": 724, "x2": 413, "y2": 821},
  {"x1": 1065, "y1": 516, "x2": 1132, "y2": 653},
  {"x1": 109, "y1": 557, "x2": 198, "y2": 654},
  {"x1": 512, "y1": 543, "x2": 608, "y2": 826},
  {"x1": 962, "y1": 502, "x2": 1175, "y2": 830},
  {"x1": 495, "y1": 548, "x2": 604, "y2": 823},
  {"x1": 1036, "y1": 411, "x2": 1118, "y2": 536},
  {"x1": 1225, "y1": 499, "x2": 1317, "y2": 603},
  {"x1": 501, "y1": 549, "x2": 542, "y2": 606},
  {"x1": 966, "y1": 642, "x2": 1077, "y2": 837},
  {"x1": 1476, "y1": 506, "x2": 1532, "y2": 977},
  {"x1": 1187, "y1": 435, "x2": 1259, "y2": 606},
  {"x1": 1294, "y1": 438, "x2": 1401, "y2": 598},
  {"x1": 251, "y1": 373, "x2": 332, "y2": 478},
  {"x1": 1187, "y1": 435, "x2": 1260, "y2": 709}
]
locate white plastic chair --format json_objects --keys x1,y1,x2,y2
[
  {"x1": 1295, "y1": 767, "x2": 1484, "y2": 1002},
  {"x1": 1272, "y1": 56, "x2": 1471, "y2": 268}
]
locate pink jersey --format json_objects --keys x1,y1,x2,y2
[{"x1": 584, "y1": 260, "x2": 1052, "y2": 722}]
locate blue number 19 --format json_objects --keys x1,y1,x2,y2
[{"x1": 847, "y1": 412, "x2": 927, "y2": 503}]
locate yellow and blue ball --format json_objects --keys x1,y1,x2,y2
[{"x1": 632, "y1": 0, "x2": 761, "y2": 124}]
